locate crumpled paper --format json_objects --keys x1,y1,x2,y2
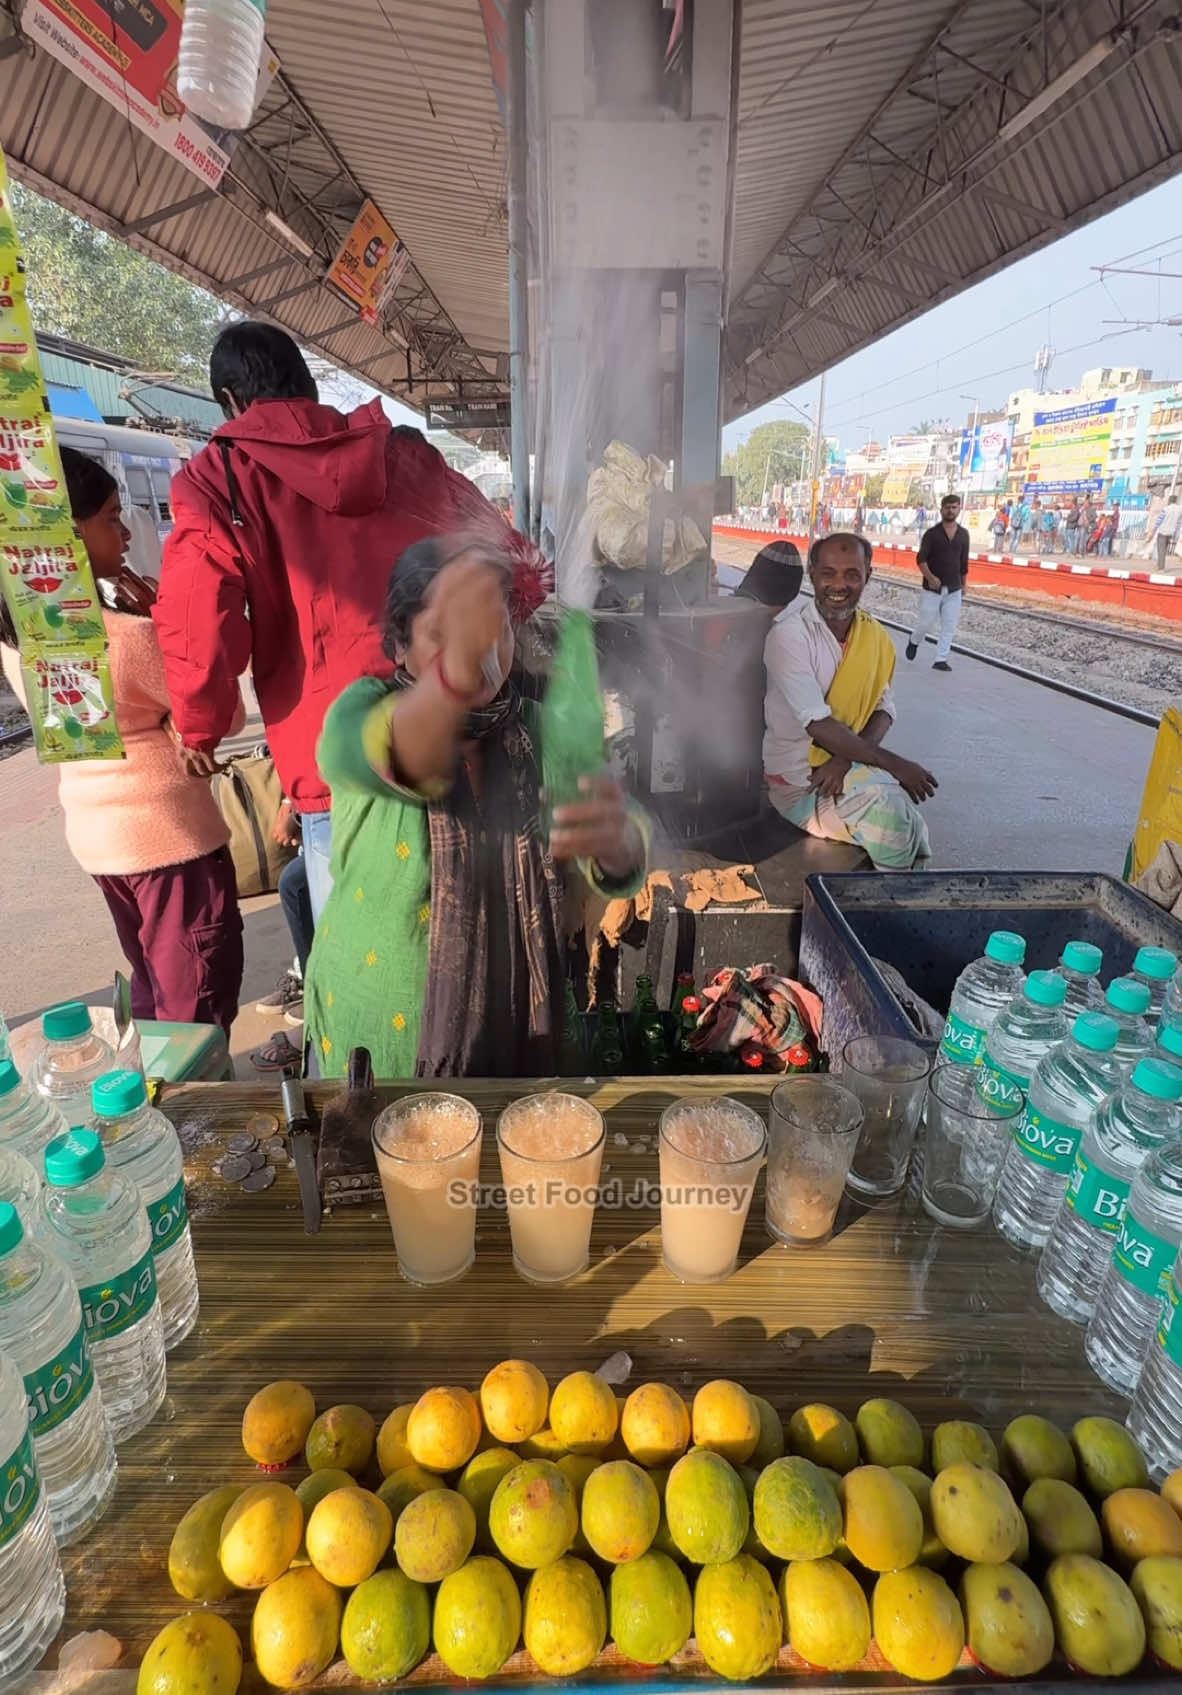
[{"x1": 587, "y1": 441, "x2": 707, "y2": 574}]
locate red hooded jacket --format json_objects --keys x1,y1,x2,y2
[{"x1": 153, "y1": 398, "x2": 515, "y2": 812}]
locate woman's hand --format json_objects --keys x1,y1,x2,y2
[
  {"x1": 550, "y1": 775, "x2": 642, "y2": 878},
  {"x1": 425, "y1": 552, "x2": 511, "y2": 697}
]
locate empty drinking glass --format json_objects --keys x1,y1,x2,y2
[
  {"x1": 659, "y1": 1097, "x2": 766, "y2": 1283},
  {"x1": 496, "y1": 1093, "x2": 606, "y2": 1284},
  {"x1": 922, "y1": 1061, "x2": 1024, "y2": 1228},
  {"x1": 372, "y1": 1093, "x2": 482, "y2": 1284},
  {"x1": 766, "y1": 1076, "x2": 863, "y2": 1245},
  {"x1": 841, "y1": 1036, "x2": 932, "y2": 1198}
]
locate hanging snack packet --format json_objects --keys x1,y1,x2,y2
[{"x1": 21, "y1": 649, "x2": 125, "y2": 763}]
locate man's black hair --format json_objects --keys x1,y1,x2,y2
[
  {"x1": 808, "y1": 530, "x2": 872, "y2": 570},
  {"x1": 735, "y1": 539, "x2": 803, "y2": 608},
  {"x1": 209, "y1": 321, "x2": 318, "y2": 415}
]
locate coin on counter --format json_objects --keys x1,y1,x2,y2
[
  {"x1": 263, "y1": 1137, "x2": 286, "y2": 1156},
  {"x1": 218, "y1": 1152, "x2": 253, "y2": 1182},
  {"x1": 227, "y1": 1132, "x2": 259, "y2": 1155},
  {"x1": 241, "y1": 1166, "x2": 276, "y2": 1192},
  {"x1": 248, "y1": 1149, "x2": 267, "y2": 1171},
  {"x1": 246, "y1": 1113, "x2": 279, "y2": 1140}
]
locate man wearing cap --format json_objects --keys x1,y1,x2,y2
[{"x1": 733, "y1": 539, "x2": 804, "y2": 612}]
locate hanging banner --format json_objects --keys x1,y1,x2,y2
[
  {"x1": 479, "y1": 0, "x2": 509, "y2": 119},
  {"x1": 0, "y1": 147, "x2": 122, "y2": 762},
  {"x1": 327, "y1": 199, "x2": 411, "y2": 326},
  {"x1": 957, "y1": 419, "x2": 1014, "y2": 493},
  {"x1": 21, "y1": 0, "x2": 279, "y2": 189},
  {"x1": 1025, "y1": 397, "x2": 1116, "y2": 495}
]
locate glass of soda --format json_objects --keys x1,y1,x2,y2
[
  {"x1": 766, "y1": 1076, "x2": 864, "y2": 1245},
  {"x1": 496, "y1": 1092, "x2": 606, "y2": 1284},
  {"x1": 922, "y1": 1061, "x2": 1024, "y2": 1228},
  {"x1": 840, "y1": 1036, "x2": 932, "y2": 1198},
  {"x1": 372, "y1": 1093, "x2": 482, "y2": 1284}
]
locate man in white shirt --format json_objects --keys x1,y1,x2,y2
[
  {"x1": 763, "y1": 532, "x2": 937, "y2": 870},
  {"x1": 1155, "y1": 496, "x2": 1182, "y2": 570}
]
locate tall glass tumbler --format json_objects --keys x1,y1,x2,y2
[
  {"x1": 497, "y1": 1092, "x2": 606, "y2": 1283},
  {"x1": 841, "y1": 1037, "x2": 933, "y2": 1198},
  {"x1": 921, "y1": 1062, "x2": 1024, "y2": 1228},
  {"x1": 766, "y1": 1076, "x2": 863, "y2": 1245},
  {"x1": 372, "y1": 1093, "x2": 482, "y2": 1284},
  {"x1": 659, "y1": 1097, "x2": 766, "y2": 1283}
]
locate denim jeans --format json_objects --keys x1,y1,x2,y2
[
  {"x1": 278, "y1": 851, "x2": 313, "y2": 979},
  {"x1": 298, "y1": 809, "x2": 334, "y2": 923}
]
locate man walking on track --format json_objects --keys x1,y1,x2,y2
[{"x1": 906, "y1": 493, "x2": 969, "y2": 673}]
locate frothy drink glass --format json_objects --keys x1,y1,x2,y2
[
  {"x1": 659, "y1": 1096, "x2": 766, "y2": 1283},
  {"x1": 371, "y1": 1093, "x2": 482, "y2": 1285},
  {"x1": 496, "y1": 1092, "x2": 605, "y2": 1283}
]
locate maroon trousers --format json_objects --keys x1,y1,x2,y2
[{"x1": 94, "y1": 846, "x2": 244, "y2": 1037}]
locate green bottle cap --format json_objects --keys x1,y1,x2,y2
[
  {"x1": 1107, "y1": 977, "x2": 1152, "y2": 1017},
  {"x1": 1074, "y1": 1012, "x2": 1119, "y2": 1053},
  {"x1": 1135, "y1": 946, "x2": 1178, "y2": 983},
  {"x1": 91, "y1": 1069, "x2": 147, "y2": 1119},
  {"x1": 1061, "y1": 941, "x2": 1102, "y2": 976},
  {"x1": 1026, "y1": 971, "x2": 1067, "y2": 1008},
  {"x1": 1133, "y1": 1058, "x2": 1182, "y2": 1103},
  {"x1": 1159, "y1": 1024, "x2": 1182, "y2": 1061},
  {"x1": 42, "y1": 1001, "x2": 92, "y2": 1042},
  {"x1": 0, "y1": 1062, "x2": 19, "y2": 1100},
  {"x1": 985, "y1": 931, "x2": 1026, "y2": 965},
  {"x1": 0, "y1": 1202, "x2": 22, "y2": 1256},
  {"x1": 45, "y1": 1129, "x2": 105, "y2": 1187}
]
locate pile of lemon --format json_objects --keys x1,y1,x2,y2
[{"x1": 139, "y1": 1366, "x2": 1182, "y2": 1692}]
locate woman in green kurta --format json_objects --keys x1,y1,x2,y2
[{"x1": 304, "y1": 536, "x2": 646, "y2": 1079}]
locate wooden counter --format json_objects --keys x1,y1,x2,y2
[{"x1": 34, "y1": 1078, "x2": 1154, "y2": 1691}]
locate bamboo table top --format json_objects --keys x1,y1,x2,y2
[{"x1": 33, "y1": 1077, "x2": 1151, "y2": 1693}]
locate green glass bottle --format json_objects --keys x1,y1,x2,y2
[
  {"x1": 631, "y1": 974, "x2": 669, "y2": 1074},
  {"x1": 540, "y1": 609, "x2": 605, "y2": 832},
  {"x1": 591, "y1": 995, "x2": 625, "y2": 1075},
  {"x1": 561, "y1": 980, "x2": 586, "y2": 1077},
  {"x1": 676, "y1": 995, "x2": 703, "y2": 1071},
  {"x1": 670, "y1": 972, "x2": 696, "y2": 1018}
]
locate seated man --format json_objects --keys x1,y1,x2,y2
[{"x1": 763, "y1": 532, "x2": 937, "y2": 870}]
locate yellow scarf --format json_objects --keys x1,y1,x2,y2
[{"x1": 809, "y1": 608, "x2": 896, "y2": 768}]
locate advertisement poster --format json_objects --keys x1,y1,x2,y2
[
  {"x1": 479, "y1": 0, "x2": 508, "y2": 118},
  {"x1": 958, "y1": 419, "x2": 1014, "y2": 493},
  {"x1": 1025, "y1": 397, "x2": 1116, "y2": 495},
  {"x1": 327, "y1": 199, "x2": 411, "y2": 326},
  {"x1": 22, "y1": 0, "x2": 278, "y2": 189}
]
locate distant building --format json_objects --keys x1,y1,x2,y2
[{"x1": 36, "y1": 332, "x2": 223, "y2": 440}]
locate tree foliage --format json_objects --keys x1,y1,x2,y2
[
  {"x1": 11, "y1": 183, "x2": 230, "y2": 383},
  {"x1": 722, "y1": 419, "x2": 810, "y2": 506}
]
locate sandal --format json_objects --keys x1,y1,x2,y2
[{"x1": 249, "y1": 1031, "x2": 303, "y2": 1073}]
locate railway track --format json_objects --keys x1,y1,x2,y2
[{"x1": 894, "y1": 576, "x2": 1182, "y2": 657}]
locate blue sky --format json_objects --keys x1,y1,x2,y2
[{"x1": 722, "y1": 175, "x2": 1182, "y2": 456}]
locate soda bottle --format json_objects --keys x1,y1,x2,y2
[
  {"x1": 1103, "y1": 977, "x2": 1155, "y2": 1077},
  {"x1": 940, "y1": 931, "x2": 1027, "y2": 1066},
  {"x1": 676, "y1": 997, "x2": 704, "y2": 1069},
  {"x1": 32, "y1": 1004, "x2": 113, "y2": 1129},
  {"x1": 0, "y1": 1201, "x2": 116, "y2": 1545},
  {"x1": 540, "y1": 610, "x2": 604, "y2": 833},
  {"x1": 0, "y1": 1346, "x2": 65, "y2": 1683},
  {"x1": 1085, "y1": 1136, "x2": 1182, "y2": 1396},
  {"x1": 0, "y1": 1146, "x2": 41, "y2": 1233},
  {"x1": 1054, "y1": 941, "x2": 1105, "y2": 1018},
  {"x1": 1127, "y1": 1245, "x2": 1182, "y2": 1480},
  {"x1": 590, "y1": 997, "x2": 624, "y2": 1075},
  {"x1": 1158, "y1": 1021, "x2": 1182, "y2": 1071},
  {"x1": 41, "y1": 1131, "x2": 166, "y2": 1444},
  {"x1": 670, "y1": 973, "x2": 696, "y2": 1019},
  {"x1": 976, "y1": 970, "x2": 1069, "y2": 1117},
  {"x1": 0, "y1": 1061, "x2": 67, "y2": 1173},
  {"x1": 1038, "y1": 1057, "x2": 1182, "y2": 1325},
  {"x1": 992, "y1": 1011, "x2": 1121, "y2": 1252},
  {"x1": 1131, "y1": 946, "x2": 1178, "y2": 1026},
  {"x1": 630, "y1": 977, "x2": 669, "y2": 1074},
  {"x1": 91, "y1": 1071, "x2": 200, "y2": 1352},
  {"x1": 561, "y1": 982, "x2": 586, "y2": 1078}
]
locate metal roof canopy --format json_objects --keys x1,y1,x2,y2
[{"x1": 0, "y1": 1, "x2": 1180, "y2": 423}]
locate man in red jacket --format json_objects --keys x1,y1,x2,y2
[{"x1": 154, "y1": 322, "x2": 520, "y2": 924}]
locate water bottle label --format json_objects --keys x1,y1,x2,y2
[
  {"x1": 0, "y1": 1430, "x2": 39, "y2": 1551},
  {"x1": 148, "y1": 1176, "x2": 189, "y2": 1255},
  {"x1": 79, "y1": 1249, "x2": 158, "y2": 1344},
  {"x1": 1065, "y1": 1152, "x2": 1129, "y2": 1234},
  {"x1": 1011, "y1": 1103, "x2": 1079, "y2": 1172},
  {"x1": 1157, "y1": 1274, "x2": 1182, "y2": 1367},
  {"x1": 975, "y1": 1055, "x2": 1028, "y2": 1113},
  {"x1": 941, "y1": 1010, "x2": 985, "y2": 1065},
  {"x1": 1114, "y1": 1209, "x2": 1176, "y2": 1299},
  {"x1": 24, "y1": 1323, "x2": 94, "y2": 1437}
]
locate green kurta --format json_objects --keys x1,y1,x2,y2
[{"x1": 304, "y1": 676, "x2": 643, "y2": 1079}]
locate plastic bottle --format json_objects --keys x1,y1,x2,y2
[
  {"x1": 0, "y1": 1012, "x2": 8, "y2": 1065},
  {"x1": 1085, "y1": 1136, "x2": 1182, "y2": 1397},
  {"x1": 1158, "y1": 1022, "x2": 1182, "y2": 1071},
  {"x1": 1054, "y1": 940, "x2": 1105, "y2": 1018},
  {"x1": 176, "y1": 0, "x2": 267, "y2": 132},
  {"x1": 1131, "y1": 946, "x2": 1179, "y2": 1026},
  {"x1": 1102, "y1": 977, "x2": 1155, "y2": 1078},
  {"x1": 0, "y1": 1061, "x2": 68, "y2": 1174},
  {"x1": 1127, "y1": 1245, "x2": 1182, "y2": 1481},
  {"x1": 975, "y1": 970, "x2": 1069, "y2": 1117},
  {"x1": 0, "y1": 1201, "x2": 116, "y2": 1545},
  {"x1": 91, "y1": 1071, "x2": 199, "y2": 1352},
  {"x1": 0, "y1": 1146, "x2": 41, "y2": 1233},
  {"x1": 32, "y1": 1004, "x2": 113, "y2": 1130},
  {"x1": 41, "y1": 1131, "x2": 166, "y2": 1445},
  {"x1": 940, "y1": 930, "x2": 1027, "y2": 1066},
  {"x1": 0, "y1": 1346, "x2": 65, "y2": 1684},
  {"x1": 992, "y1": 1011, "x2": 1122, "y2": 1252},
  {"x1": 1037, "y1": 1057, "x2": 1182, "y2": 1325},
  {"x1": 1164, "y1": 972, "x2": 1182, "y2": 1034}
]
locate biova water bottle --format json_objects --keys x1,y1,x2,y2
[
  {"x1": 1037, "y1": 1057, "x2": 1182, "y2": 1325},
  {"x1": 0, "y1": 1061, "x2": 67, "y2": 1173},
  {"x1": 1131, "y1": 946, "x2": 1178, "y2": 1026},
  {"x1": 976, "y1": 971, "x2": 1068, "y2": 1117},
  {"x1": 940, "y1": 931, "x2": 1027, "y2": 1066},
  {"x1": 0, "y1": 1201, "x2": 116, "y2": 1545},
  {"x1": 41, "y1": 1131, "x2": 166, "y2": 1444},
  {"x1": 1128, "y1": 1243, "x2": 1182, "y2": 1481},
  {"x1": 1164, "y1": 972, "x2": 1182, "y2": 1035},
  {"x1": 0, "y1": 1146, "x2": 40, "y2": 1233},
  {"x1": 1054, "y1": 941, "x2": 1105, "y2": 1019},
  {"x1": 1159, "y1": 1022, "x2": 1182, "y2": 1071},
  {"x1": 1103, "y1": 977, "x2": 1155, "y2": 1078},
  {"x1": 0, "y1": 1346, "x2": 65, "y2": 1684},
  {"x1": 992, "y1": 1012, "x2": 1121, "y2": 1252},
  {"x1": 1085, "y1": 1137, "x2": 1182, "y2": 1397},
  {"x1": 32, "y1": 1004, "x2": 113, "y2": 1129},
  {"x1": 92, "y1": 1071, "x2": 199, "y2": 1350}
]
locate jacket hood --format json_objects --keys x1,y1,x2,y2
[{"x1": 213, "y1": 397, "x2": 391, "y2": 516}]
